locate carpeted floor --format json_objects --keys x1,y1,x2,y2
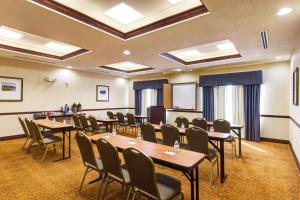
[{"x1": 0, "y1": 132, "x2": 299, "y2": 200}]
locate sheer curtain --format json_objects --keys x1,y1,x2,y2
[
  {"x1": 141, "y1": 89, "x2": 157, "y2": 116},
  {"x1": 214, "y1": 85, "x2": 244, "y2": 125}
]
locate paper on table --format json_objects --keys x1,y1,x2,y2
[
  {"x1": 104, "y1": 136, "x2": 110, "y2": 139},
  {"x1": 127, "y1": 141, "x2": 136, "y2": 145},
  {"x1": 164, "y1": 151, "x2": 176, "y2": 156}
]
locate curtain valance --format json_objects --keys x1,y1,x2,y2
[{"x1": 133, "y1": 79, "x2": 168, "y2": 90}]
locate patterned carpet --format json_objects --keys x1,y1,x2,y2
[{"x1": 0, "y1": 132, "x2": 299, "y2": 200}]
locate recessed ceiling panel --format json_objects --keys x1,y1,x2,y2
[
  {"x1": 161, "y1": 40, "x2": 241, "y2": 65},
  {"x1": 100, "y1": 61, "x2": 154, "y2": 73},
  {"x1": 29, "y1": 0, "x2": 209, "y2": 39},
  {"x1": 0, "y1": 26, "x2": 89, "y2": 60}
]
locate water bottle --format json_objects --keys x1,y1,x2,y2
[
  {"x1": 112, "y1": 129, "x2": 117, "y2": 136},
  {"x1": 53, "y1": 118, "x2": 56, "y2": 122},
  {"x1": 174, "y1": 140, "x2": 180, "y2": 151},
  {"x1": 63, "y1": 119, "x2": 66, "y2": 124},
  {"x1": 181, "y1": 123, "x2": 185, "y2": 129},
  {"x1": 136, "y1": 134, "x2": 142, "y2": 143},
  {"x1": 210, "y1": 126, "x2": 214, "y2": 132},
  {"x1": 46, "y1": 115, "x2": 49, "y2": 120},
  {"x1": 160, "y1": 121, "x2": 163, "y2": 126}
]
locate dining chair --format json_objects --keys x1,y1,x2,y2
[
  {"x1": 192, "y1": 118, "x2": 208, "y2": 130},
  {"x1": 24, "y1": 118, "x2": 38, "y2": 152},
  {"x1": 79, "y1": 115, "x2": 93, "y2": 134},
  {"x1": 75, "y1": 131, "x2": 104, "y2": 193},
  {"x1": 213, "y1": 119, "x2": 236, "y2": 158},
  {"x1": 18, "y1": 117, "x2": 31, "y2": 149},
  {"x1": 95, "y1": 139, "x2": 131, "y2": 200},
  {"x1": 107, "y1": 111, "x2": 115, "y2": 119},
  {"x1": 88, "y1": 115, "x2": 105, "y2": 135},
  {"x1": 116, "y1": 112, "x2": 127, "y2": 133},
  {"x1": 175, "y1": 116, "x2": 189, "y2": 128},
  {"x1": 31, "y1": 120, "x2": 63, "y2": 161},
  {"x1": 126, "y1": 113, "x2": 139, "y2": 136},
  {"x1": 140, "y1": 122, "x2": 161, "y2": 144},
  {"x1": 123, "y1": 148, "x2": 184, "y2": 200},
  {"x1": 72, "y1": 114, "x2": 83, "y2": 130},
  {"x1": 161, "y1": 124, "x2": 181, "y2": 147},
  {"x1": 185, "y1": 127, "x2": 219, "y2": 185}
]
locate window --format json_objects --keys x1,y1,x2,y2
[{"x1": 141, "y1": 89, "x2": 157, "y2": 116}]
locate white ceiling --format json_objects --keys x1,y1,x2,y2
[{"x1": 0, "y1": 0, "x2": 299, "y2": 77}]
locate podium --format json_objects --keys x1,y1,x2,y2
[{"x1": 147, "y1": 106, "x2": 166, "y2": 124}]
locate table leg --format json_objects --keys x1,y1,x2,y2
[
  {"x1": 109, "y1": 122, "x2": 113, "y2": 132},
  {"x1": 196, "y1": 166, "x2": 199, "y2": 200},
  {"x1": 191, "y1": 169, "x2": 194, "y2": 200},
  {"x1": 105, "y1": 123, "x2": 109, "y2": 132},
  {"x1": 220, "y1": 140, "x2": 227, "y2": 183},
  {"x1": 54, "y1": 130, "x2": 66, "y2": 162},
  {"x1": 238, "y1": 128, "x2": 242, "y2": 157},
  {"x1": 68, "y1": 129, "x2": 71, "y2": 158}
]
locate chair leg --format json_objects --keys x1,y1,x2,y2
[
  {"x1": 131, "y1": 191, "x2": 137, "y2": 200},
  {"x1": 210, "y1": 160, "x2": 214, "y2": 186},
  {"x1": 79, "y1": 168, "x2": 89, "y2": 193},
  {"x1": 126, "y1": 187, "x2": 132, "y2": 200},
  {"x1": 101, "y1": 177, "x2": 110, "y2": 200},
  {"x1": 42, "y1": 145, "x2": 49, "y2": 161},
  {"x1": 27, "y1": 140, "x2": 34, "y2": 153},
  {"x1": 22, "y1": 137, "x2": 29, "y2": 149},
  {"x1": 97, "y1": 174, "x2": 107, "y2": 200},
  {"x1": 216, "y1": 156, "x2": 219, "y2": 177}
]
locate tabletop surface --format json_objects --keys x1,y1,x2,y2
[
  {"x1": 96, "y1": 118, "x2": 119, "y2": 122},
  {"x1": 35, "y1": 119, "x2": 73, "y2": 129},
  {"x1": 89, "y1": 133, "x2": 205, "y2": 170}
]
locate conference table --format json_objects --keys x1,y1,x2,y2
[
  {"x1": 113, "y1": 114, "x2": 149, "y2": 123},
  {"x1": 35, "y1": 119, "x2": 73, "y2": 162},
  {"x1": 90, "y1": 133, "x2": 205, "y2": 200},
  {"x1": 153, "y1": 124, "x2": 231, "y2": 184},
  {"x1": 96, "y1": 118, "x2": 118, "y2": 132}
]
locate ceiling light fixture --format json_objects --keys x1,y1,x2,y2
[
  {"x1": 123, "y1": 50, "x2": 131, "y2": 55},
  {"x1": 67, "y1": 66, "x2": 72, "y2": 69},
  {"x1": 276, "y1": 56, "x2": 283, "y2": 60},
  {"x1": 174, "y1": 68, "x2": 183, "y2": 72},
  {"x1": 276, "y1": 7, "x2": 293, "y2": 16},
  {"x1": 46, "y1": 42, "x2": 69, "y2": 51},
  {"x1": 167, "y1": 0, "x2": 183, "y2": 4},
  {"x1": 216, "y1": 42, "x2": 235, "y2": 50},
  {"x1": 0, "y1": 27, "x2": 23, "y2": 40},
  {"x1": 182, "y1": 49, "x2": 201, "y2": 57},
  {"x1": 105, "y1": 3, "x2": 143, "y2": 24}
]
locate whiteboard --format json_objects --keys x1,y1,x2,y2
[{"x1": 172, "y1": 83, "x2": 197, "y2": 109}]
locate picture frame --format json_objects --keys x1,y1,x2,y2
[
  {"x1": 293, "y1": 67, "x2": 299, "y2": 106},
  {"x1": 96, "y1": 85, "x2": 109, "y2": 102},
  {"x1": 0, "y1": 76, "x2": 23, "y2": 102}
]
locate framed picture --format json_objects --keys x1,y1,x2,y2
[
  {"x1": 293, "y1": 67, "x2": 299, "y2": 106},
  {"x1": 96, "y1": 85, "x2": 109, "y2": 102},
  {"x1": 0, "y1": 76, "x2": 23, "y2": 102}
]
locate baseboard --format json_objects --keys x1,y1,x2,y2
[
  {"x1": 260, "y1": 137, "x2": 289, "y2": 144},
  {"x1": 289, "y1": 142, "x2": 300, "y2": 173},
  {"x1": 0, "y1": 134, "x2": 26, "y2": 141}
]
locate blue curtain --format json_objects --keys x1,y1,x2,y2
[
  {"x1": 157, "y1": 89, "x2": 163, "y2": 106},
  {"x1": 135, "y1": 90, "x2": 142, "y2": 115},
  {"x1": 244, "y1": 85, "x2": 261, "y2": 141},
  {"x1": 203, "y1": 86, "x2": 214, "y2": 121}
]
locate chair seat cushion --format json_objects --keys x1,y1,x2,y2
[
  {"x1": 156, "y1": 173, "x2": 181, "y2": 200},
  {"x1": 42, "y1": 135, "x2": 62, "y2": 144}
]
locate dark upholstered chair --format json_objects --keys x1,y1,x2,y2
[
  {"x1": 95, "y1": 139, "x2": 130, "y2": 200},
  {"x1": 126, "y1": 113, "x2": 139, "y2": 136},
  {"x1": 175, "y1": 116, "x2": 189, "y2": 128},
  {"x1": 79, "y1": 115, "x2": 93, "y2": 134},
  {"x1": 75, "y1": 131, "x2": 104, "y2": 193},
  {"x1": 88, "y1": 115, "x2": 105, "y2": 135},
  {"x1": 116, "y1": 112, "x2": 127, "y2": 133},
  {"x1": 107, "y1": 111, "x2": 115, "y2": 119},
  {"x1": 140, "y1": 122, "x2": 161, "y2": 143},
  {"x1": 192, "y1": 118, "x2": 208, "y2": 130},
  {"x1": 31, "y1": 120, "x2": 62, "y2": 161},
  {"x1": 213, "y1": 119, "x2": 236, "y2": 158},
  {"x1": 72, "y1": 114, "x2": 83, "y2": 130},
  {"x1": 161, "y1": 124, "x2": 180, "y2": 147},
  {"x1": 185, "y1": 127, "x2": 219, "y2": 185},
  {"x1": 123, "y1": 148, "x2": 183, "y2": 200},
  {"x1": 18, "y1": 117, "x2": 31, "y2": 149}
]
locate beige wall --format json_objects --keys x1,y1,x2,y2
[
  {"x1": 0, "y1": 57, "x2": 129, "y2": 137},
  {"x1": 129, "y1": 61, "x2": 291, "y2": 140},
  {"x1": 290, "y1": 49, "x2": 300, "y2": 163}
]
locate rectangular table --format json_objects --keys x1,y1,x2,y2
[
  {"x1": 96, "y1": 118, "x2": 118, "y2": 132},
  {"x1": 153, "y1": 124, "x2": 230, "y2": 183},
  {"x1": 35, "y1": 119, "x2": 73, "y2": 162},
  {"x1": 90, "y1": 134, "x2": 205, "y2": 200}
]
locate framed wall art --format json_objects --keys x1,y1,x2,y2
[
  {"x1": 0, "y1": 76, "x2": 23, "y2": 102},
  {"x1": 293, "y1": 67, "x2": 299, "y2": 106},
  {"x1": 96, "y1": 85, "x2": 109, "y2": 102}
]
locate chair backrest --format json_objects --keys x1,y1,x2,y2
[
  {"x1": 25, "y1": 118, "x2": 35, "y2": 139},
  {"x1": 88, "y1": 115, "x2": 99, "y2": 132},
  {"x1": 72, "y1": 114, "x2": 82, "y2": 128},
  {"x1": 175, "y1": 116, "x2": 189, "y2": 128},
  {"x1": 96, "y1": 139, "x2": 123, "y2": 180},
  {"x1": 107, "y1": 111, "x2": 114, "y2": 119},
  {"x1": 31, "y1": 120, "x2": 44, "y2": 142},
  {"x1": 161, "y1": 124, "x2": 180, "y2": 146},
  {"x1": 185, "y1": 127, "x2": 208, "y2": 154},
  {"x1": 75, "y1": 131, "x2": 99, "y2": 170},
  {"x1": 116, "y1": 112, "x2": 125, "y2": 124},
  {"x1": 213, "y1": 119, "x2": 230, "y2": 133},
  {"x1": 18, "y1": 117, "x2": 29, "y2": 137},
  {"x1": 126, "y1": 113, "x2": 136, "y2": 125},
  {"x1": 79, "y1": 115, "x2": 89, "y2": 129},
  {"x1": 140, "y1": 122, "x2": 156, "y2": 143},
  {"x1": 123, "y1": 148, "x2": 159, "y2": 199},
  {"x1": 192, "y1": 118, "x2": 208, "y2": 130}
]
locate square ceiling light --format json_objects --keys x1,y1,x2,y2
[
  {"x1": 0, "y1": 26, "x2": 23, "y2": 40},
  {"x1": 168, "y1": 0, "x2": 184, "y2": 4},
  {"x1": 100, "y1": 61, "x2": 154, "y2": 73},
  {"x1": 105, "y1": 3, "x2": 144, "y2": 24},
  {"x1": 46, "y1": 42, "x2": 70, "y2": 51}
]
